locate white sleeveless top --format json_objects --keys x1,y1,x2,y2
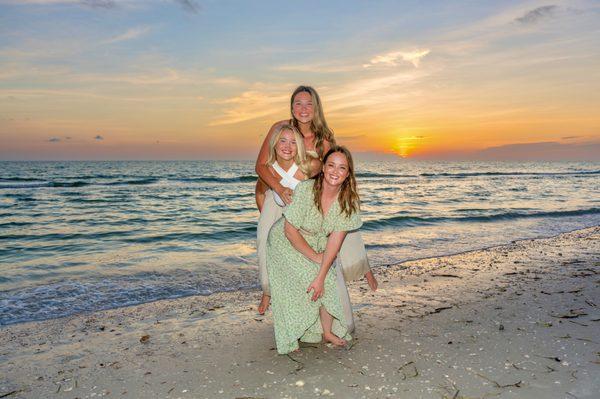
[{"x1": 272, "y1": 162, "x2": 301, "y2": 207}]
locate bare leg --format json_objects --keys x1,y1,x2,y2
[
  {"x1": 255, "y1": 178, "x2": 268, "y2": 212},
  {"x1": 258, "y1": 293, "x2": 270, "y2": 315},
  {"x1": 319, "y1": 306, "x2": 347, "y2": 346},
  {"x1": 365, "y1": 270, "x2": 378, "y2": 291}
]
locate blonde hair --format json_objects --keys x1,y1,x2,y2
[
  {"x1": 290, "y1": 86, "x2": 336, "y2": 159},
  {"x1": 266, "y1": 124, "x2": 311, "y2": 176},
  {"x1": 312, "y1": 145, "x2": 360, "y2": 217}
]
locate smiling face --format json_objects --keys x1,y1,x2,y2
[
  {"x1": 275, "y1": 129, "x2": 298, "y2": 162},
  {"x1": 323, "y1": 151, "x2": 349, "y2": 188},
  {"x1": 291, "y1": 91, "x2": 314, "y2": 124}
]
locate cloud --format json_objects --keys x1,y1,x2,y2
[
  {"x1": 174, "y1": 0, "x2": 200, "y2": 13},
  {"x1": 353, "y1": 151, "x2": 400, "y2": 162},
  {"x1": 337, "y1": 134, "x2": 366, "y2": 141},
  {"x1": 104, "y1": 26, "x2": 151, "y2": 44},
  {"x1": 209, "y1": 89, "x2": 288, "y2": 126},
  {"x1": 561, "y1": 135, "x2": 581, "y2": 140},
  {"x1": 474, "y1": 141, "x2": 600, "y2": 161},
  {"x1": 273, "y1": 61, "x2": 359, "y2": 73},
  {"x1": 80, "y1": 0, "x2": 116, "y2": 8},
  {"x1": 48, "y1": 137, "x2": 61, "y2": 142},
  {"x1": 515, "y1": 5, "x2": 557, "y2": 25},
  {"x1": 364, "y1": 49, "x2": 430, "y2": 68},
  {"x1": 94, "y1": 135, "x2": 104, "y2": 140}
]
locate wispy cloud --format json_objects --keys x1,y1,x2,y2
[
  {"x1": 48, "y1": 137, "x2": 61, "y2": 142},
  {"x1": 4, "y1": 0, "x2": 117, "y2": 7},
  {"x1": 94, "y1": 135, "x2": 104, "y2": 140},
  {"x1": 174, "y1": 0, "x2": 200, "y2": 14},
  {"x1": 3, "y1": 0, "x2": 199, "y2": 12},
  {"x1": 336, "y1": 134, "x2": 366, "y2": 141},
  {"x1": 209, "y1": 85, "x2": 289, "y2": 126},
  {"x1": 80, "y1": 0, "x2": 116, "y2": 9},
  {"x1": 273, "y1": 60, "x2": 359, "y2": 73},
  {"x1": 363, "y1": 49, "x2": 430, "y2": 68},
  {"x1": 515, "y1": 5, "x2": 557, "y2": 25},
  {"x1": 103, "y1": 26, "x2": 151, "y2": 44}
]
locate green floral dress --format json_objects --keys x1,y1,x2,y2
[{"x1": 266, "y1": 179, "x2": 362, "y2": 354}]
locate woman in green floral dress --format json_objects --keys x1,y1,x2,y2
[{"x1": 266, "y1": 145, "x2": 362, "y2": 354}]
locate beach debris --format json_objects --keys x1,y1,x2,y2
[
  {"x1": 585, "y1": 300, "x2": 597, "y2": 307},
  {"x1": 397, "y1": 361, "x2": 418, "y2": 380},
  {"x1": 475, "y1": 373, "x2": 522, "y2": 388},
  {"x1": 286, "y1": 354, "x2": 305, "y2": 374},
  {"x1": 139, "y1": 334, "x2": 150, "y2": 343},
  {"x1": 550, "y1": 309, "x2": 587, "y2": 319},
  {"x1": 294, "y1": 380, "x2": 305, "y2": 387},
  {"x1": 0, "y1": 390, "x2": 23, "y2": 398},
  {"x1": 567, "y1": 319, "x2": 589, "y2": 327},
  {"x1": 534, "y1": 354, "x2": 561, "y2": 362},
  {"x1": 431, "y1": 274, "x2": 462, "y2": 279},
  {"x1": 499, "y1": 324, "x2": 505, "y2": 331},
  {"x1": 432, "y1": 306, "x2": 453, "y2": 314}
]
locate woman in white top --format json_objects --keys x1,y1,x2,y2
[{"x1": 256, "y1": 124, "x2": 309, "y2": 314}]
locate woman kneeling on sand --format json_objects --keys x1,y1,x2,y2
[
  {"x1": 266, "y1": 146, "x2": 362, "y2": 354},
  {"x1": 255, "y1": 85, "x2": 377, "y2": 317}
]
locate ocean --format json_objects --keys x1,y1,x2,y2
[{"x1": 1, "y1": 160, "x2": 599, "y2": 325}]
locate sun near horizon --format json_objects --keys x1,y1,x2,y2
[{"x1": 0, "y1": 1, "x2": 599, "y2": 161}]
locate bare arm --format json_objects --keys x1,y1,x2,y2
[
  {"x1": 308, "y1": 139, "x2": 333, "y2": 178},
  {"x1": 307, "y1": 230, "x2": 347, "y2": 301},
  {"x1": 284, "y1": 220, "x2": 322, "y2": 264},
  {"x1": 322, "y1": 139, "x2": 332, "y2": 154},
  {"x1": 255, "y1": 120, "x2": 293, "y2": 204}
]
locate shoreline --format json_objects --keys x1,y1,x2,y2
[
  {"x1": 3, "y1": 223, "x2": 598, "y2": 328},
  {"x1": 1, "y1": 226, "x2": 599, "y2": 398}
]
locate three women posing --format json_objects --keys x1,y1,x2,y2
[{"x1": 254, "y1": 86, "x2": 377, "y2": 354}]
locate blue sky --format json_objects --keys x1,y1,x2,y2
[{"x1": 1, "y1": 0, "x2": 599, "y2": 160}]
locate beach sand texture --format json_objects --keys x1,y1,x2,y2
[{"x1": 1, "y1": 227, "x2": 599, "y2": 398}]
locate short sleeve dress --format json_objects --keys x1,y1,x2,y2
[{"x1": 266, "y1": 179, "x2": 362, "y2": 354}]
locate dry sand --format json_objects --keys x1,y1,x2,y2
[{"x1": 1, "y1": 226, "x2": 599, "y2": 399}]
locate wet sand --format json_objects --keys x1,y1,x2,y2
[{"x1": 1, "y1": 226, "x2": 599, "y2": 398}]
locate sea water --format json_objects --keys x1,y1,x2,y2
[{"x1": 1, "y1": 160, "x2": 598, "y2": 325}]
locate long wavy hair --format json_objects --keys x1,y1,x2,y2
[
  {"x1": 266, "y1": 124, "x2": 311, "y2": 176},
  {"x1": 290, "y1": 85, "x2": 336, "y2": 159},
  {"x1": 312, "y1": 145, "x2": 360, "y2": 217}
]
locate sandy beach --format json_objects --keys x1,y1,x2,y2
[{"x1": 1, "y1": 226, "x2": 598, "y2": 399}]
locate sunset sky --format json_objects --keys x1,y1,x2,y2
[{"x1": 1, "y1": 0, "x2": 599, "y2": 160}]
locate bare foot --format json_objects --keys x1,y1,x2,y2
[
  {"x1": 323, "y1": 332, "x2": 347, "y2": 347},
  {"x1": 258, "y1": 293, "x2": 270, "y2": 315},
  {"x1": 365, "y1": 270, "x2": 378, "y2": 291}
]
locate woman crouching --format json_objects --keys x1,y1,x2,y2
[{"x1": 266, "y1": 145, "x2": 361, "y2": 354}]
